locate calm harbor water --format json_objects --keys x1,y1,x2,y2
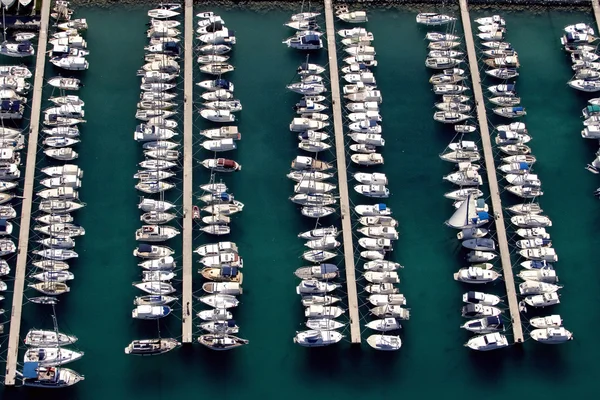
[{"x1": 1, "y1": 4, "x2": 599, "y2": 399}]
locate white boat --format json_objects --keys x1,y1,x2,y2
[
  {"x1": 301, "y1": 295, "x2": 340, "y2": 307},
  {"x1": 198, "y1": 320, "x2": 239, "y2": 334},
  {"x1": 463, "y1": 291, "x2": 501, "y2": 306},
  {"x1": 24, "y1": 329, "x2": 77, "y2": 347},
  {"x1": 355, "y1": 203, "x2": 391, "y2": 216},
  {"x1": 338, "y1": 10, "x2": 368, "y2": 23},
  {"x1": 351, "y1": 153, "x2": 384, "y2": 166},
  {"x1": 287, "y1": 170, "x2": 332, "y2": 182},
  {"x1": 283, "y1": 31, "x2": 322, "y2": 50},
  {"x1": 305, "y1": 305, "x2": 344, "y2": 319},
  {"x1": 133, "y1": 281, "x2": 175, "y2": 295},
  {"x1": 365, "y1": 283, "x2": 399, "y2": 294},
  {"x1": 39, "y1": 200, "x2": 84, "y2": 214},
  {"x1": 433, "y1": 84, "x2": 468, "y2": 95},
  {"x1": 302, "y1": 249, "x2": 336, "y2": 262},
  {"x1": 197, "y1": 308, "x2": 233, "y2": 321},
  {"x1": 294, "y1": 330, "x2": 342, "y2": 347},
  {"x1": 428, "y1": 41, "x2": 461, "y2": 50},
  {"x1": 434, "y1": 111, "x2": 471, "y2": 124},
  {"x1": 48, "y1": 77, "x2": 81, "y2": 91},
  {"x1": 201, "y1": 138, "x2": 237, "y2": 152},
  {"x1": 296, "y1": 280, "x2": 340, "y2": 294},
  {"x1": 138, "y1": 256, "x2": 176, "y2": 271},
  {"x1": 443, "y1": 170, "x2": 482, "y2": 186},
  {"x1": 50, "y1": 56, "x2": 88, "y2": 71},
  {"x1": 454, "y1": 267, "x2": 501, "y2": 284},
  {"x1": 344, "y1": 45, "x2": 375, "y2": 56},
  {"x1": 486, "y1": 68, "x2": 519, "y2": 79},
  {"x1": 345, "y1": 89, "x2": 382, "y2": 102},
  {"x1": 370, "y1": 305, "x2": 410, "y2": 319},
  {"x1": 0, "y1": 41, "x2": 34, "y2": 57},
  {"x1": 367, "y1": 334, "x2": 402, "y2": 351},
  {"x1": 530, "y1": 327, "x2": 573, "y2": 344},
  {"x1": 349, "y1": 132, "x2": 384, "y2": 145},
  {"x1": 24, "y1": 347, "x2": 83, "y2": 366},
  {"x1": 354, "y1": 184, "x2": 389, "y2": 198},
  {"x1": 368, "y1": 294, "x2": 406, "y2": 306},
  {"x1": 305, "y1": 319, "x2": 345, "y2": 331},
  {"x1": 198, "y1": 334, "x2": 248, "y2": 350},
  {"x1": 358, "y1": 237, "x2": 393, "y2": 251},
  {"x1": 363, "y1": 260, "x2": 401, "y2": 272},
  {"x1": 135, "y1": 225, "x2": 180, "y2": 242},
  {"x1": 426, "y1": 32, "x2": 460, "y2": 41},
  {"x1": 519, "y1": 280, "x2": 561, "y2": 295},
  {"x1": 357, "y1": 226, "x2": 398, "y2": 240},
  {"x1": 364, "y1": 271, "x2": 399, "y2": 284},
  {"x1": 465, "y1": 332, "x2": 509, "y2": 351},
  {"x1": 530, "y1": 315, "x2": 563, "y2": 329},
  {"x1": 524, "y1": 292, "x2": 560, "y2": 307},
  {"x1": 425, "y1": 57, "x2": 462, "y2": 70},
  {"x1": 33, "y1": 248, "x2": 77, "y2": 260},
  {"x1": 365, "y1": 317, "x2": 402, "y2": 332},
  {"x1": 198, "y1": 294, "x2": 239, "y2": 309},
  {"x1": 416, "y1": 12, "x2": 456, "y2": 25},
  {"x1": 299, "y1": 140, "x2": 331, "y2": 153},
  {"x1": 461, "y1": 304, "x2": 502, "y2": 318},
  {"x1": 466, "y1": 251, "x2": 497, "y2": 262},
  {"x1": 199, "y1": 63, "x2": 235, "y2": 75},
  {"x1": 517, "y1": 269, "x2": 558, "y2": 284},
  {"x1": 565, "y1": 23, "x2": 594, "y2": 35}
]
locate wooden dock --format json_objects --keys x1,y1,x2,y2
[
  {"x1": 323, "y1": 0, "x2": 361, "y2": 344},
  {"x1": 459, "y1": 0, "x2": 524, "y2": 343},
  {"x1": 181, "y1": 0, "x2": 193, "y2": 344},
  {"x1": 4, "y1": 0, "x2": 52, "y2": 386},
  {"x1": 593, "y1": 0, "x2": 600, "y2": 29}
]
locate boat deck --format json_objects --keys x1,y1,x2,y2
[
  {"x1": 4, "y1": 0, "x2": 52, "y2": 386},
  {"x1": 181, "y1": 0, "x2": 193, "y2": 344},
  {"x1": 459, "y1": 0, "x2": 524, "y2": 343},
  {"x1": 324, "y1": 0, "x2": 361, "y2": 344}
]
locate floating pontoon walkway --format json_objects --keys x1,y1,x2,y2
[
  {"x1": 593, "y1": 0, "x2": 600, "y2": 32},
  {"x1": 324, "y1": 0, "x2": 361, "y2": 344},
  {"x1": 5, "y1": 0, "x2": 52, "y2": 386},
  {"x1": 459, "y1": 0, "x2": 524, "y2": 343},
  {"x1": 181, "y1": 0, "x2": 193, "y2": 344}
]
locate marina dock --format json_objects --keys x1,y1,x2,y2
[
  {"x1": 459, "y1": 0, "x2": 524, "y2": 343},
  {"x1": 593, "y1": 0, "x2": 600, "y2": 29},
  {"x1": 4, "y1": 0, "x2": 51, "y2": 386},
  {"x1": 323, "y1": 0, "x2": 361, "y2": 344},
  {"x1": 181, "y1": 0, "x2": 193, "y2": 344}
]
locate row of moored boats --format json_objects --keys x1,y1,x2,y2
[
  {"x1": 193, "y1": 10, "x2": 248, "y2": 351},
  {"x1": 283, "y1": 10, "x2": 345, "y2": 348},
  {"x1": 339, "y1": 9, "x2": 408, "y2": 351},
  {"x1": 126, "y1": 3, "x2": 183, "y2": 357},
  {"x1": 19, "y1": 1, "x2": 88, "y2": 388}
]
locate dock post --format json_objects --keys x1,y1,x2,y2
[
  {"x1": 4, "y1": 0, "x2": 52, "y2": 386},
  {"x1": 459, "y1": 0, "x2": 524, "y2": 343},
  {"x1": 324, "y1": 0, "x2": 361, "y2": 344},
  {"x1": 181, "y1": 0, "x2": 193, "y2": 344}
]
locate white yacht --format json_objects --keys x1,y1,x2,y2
[
  {"x1": 465, "y1": 332, "x2": 509, "y2": 351},
  {"x1": 283, "y1": 31, "x2": 322, "y2": 50},
  {"x1": 530, "y1": 315, "x2": 563, "y2": 329},
  {"x1": 462, "y1": 291, "x2": 501, "y2": 306},
  {"x1": 454, "y1": 267, "x2": 501, "y2": 284},
  {"x1": 24, "y1": 347, "x2": 83, "y2": 366},
  {"x1": 294, "y1": 330, "x2": 342, "y2": 347},
  {"x1": 296, "y1": 280, "x2": 340, "y2": 295},
  {"x1": 416, "y1": 12, "x2": 456, "y2": 25},
  {"x1": 530, "y1": 327, "x2": 573, "y2": 344},
  {"x1": 338, "y1": 10, "x2": 368, "y2": 23},
  {"x1": 367, "y1": 335, "x2": 401, "y2": 351},
  {"x1": 365, "y1": 317, "x2": 402, "y2": 332},
  {"x1": 519, "y1": 281, "x2": 561, "y2": 295},
  {"x1": 524, "y1": 292, "x2": 560, "y2": 307}
]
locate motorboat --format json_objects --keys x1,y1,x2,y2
[
  {"x1": 370, "y1": 305, "x2": 410, "y2": 319},
  {"x1": 37, "y1": 187, "x2": 78, "y2": 201},
  {"x1": 135, "y1": 225, "x2": 180, "y2": 242},
  {"x1": 365, "y1": 317, "x2": 402, "y2": 332},
  {"x1": 355, "y1": 203, "x2": 392, "y2": 216},
  {"x1": 354, "y1": 184, "x2": 389, "y2": 198},
  {"x1": 194, "y1": 242, "x2": 238, "y2": 257},
  {"x1": 568, "y1": 79, "x2": 600, "y2": 92},
  {"x1": 305, "y1": 319, "x2": 345, "y2": 331},
  {"x1": 345, "y1": 89, "x2": 382, "y2": 102},
  {"x1": 461, "y1": 315, "x2": 504, "y2": 334},
  {"x1": 48, "y1": 77, "x2": 81, "y2": 91},
  {"x1": 301, "y1": 295, "x2": 340, "y2": 307},
  {"x1": 465, "y1": 332, "x2": 509, "y2": 351},
  {"x1": 291, "y1": 156, "x2": 331, "y2": 171},
  {"x1": 23, "y1": 347, "x2": 83, "y2": 367},
  {"x1": 0, "y1": 41, "x2": 34, "y2": 57},
  {"x1": 304, "y1": 236, "x2": 340, "y2": 250},
  {"x1": 519, "y1": 280, "x2": 561, "y2": 295},
  {"x1": 287, "y1": 170, "x2": 333, "y2": 182},
  {"x1": 364, "y1": 271, "x2": 399, "y2": 284},
  {"x1": 203, "y1": 282, "x2": 242, "y2": 295},
  {"x1": 299, "y1": 140, "x2": 331, "y2": 153},
  {"x1": 294, "y1": 330, "x2": 342, "y2": 347},
  {"x1": 462, "y1": 238, "x2": 495, "y2": 251},
  {"x1": 517, "y1": 269, "x2": 558, "y2": 284},
  {"x1": 338, "y1": 10, "x2": 368, "y2": 23},
  {"x1": 198, "y1": 294, "x2": 239, "y2": 309},
  {"x1": 363, "y1": 260, "x2": 402, "y2": 272},
  {"x1": 201, "y1": 158, "x2": 241, "y2": 172},
  {"x1": 435, "y1": 102, "x2": 471, "y2": 112},
  {"x1": 443, "y1": 169, "x2": 482, "y2": 186},
  {"x1": 428, "y1": 50, "x2": 463, "y2": 59},
  {"x1": 519, "y1": 248, "x2": 558, "y2": 262},
  {"x1": 530, "y1": 327, "x2": 573, "y2": 344},
  {"x1": 138, "y1": 256, "x2": 176, "y2": 271},
  {"x1": 296, "y1": 279, "x2": 340, "y2": 294},
  {"x1": 351, "y1": 153, "x2": 383, "y2": 166},
  {"x1": 508, "y1": 202, "x2": 542, "y2": 215},
  {"x1": 565, "y1": 22, "x2": 594, "y2": 35},
  {"x1": 357, "y1": 226, "x2": 398, "y2": 240},
  {"x1": 511, "y1": 214, "x2": 552, "y2": 228},
  {"x1": 490, "y1": 96, "x2": 521, "y2": 106},
  {"x1": 461, "y1": 304, "x2": 502, "y2": 318},
  {"x1": 289, "y1": 117, "x2": 329, "y2": 132},
  {"x1": 433, "y1": 84, "x2": 468, "y2": 95},
  {"x1": 198, "y1": 321, "x2": 240, "y2": 334},
  {"x1": 200, "y1": 266, "x2": 243, "y2": 283},
  {"x1": 358, "y1": 237, "x2": 393, "y2": 251},
  {"x1": 305, "y1": 305, "x2": 344, "y2": 319},
  {"x1": 530, "y1": 315, "x2": 563, "y2": 329},
  {"x1": 344, "y1": 45, "x2": 375, "y2": 56},
  {"x1": 368, "y1": 294, "x2": 406, "y2": 307},
  {"x1": 416, "y1": 13, "x2": 456, "y2": 26},
  {"x1": 200, "y1": 126, "x2": 240, "y2": 140},
  {"x1": 524, "y1": 292, "x2": 560, "y2": 307},
  {"x1": 199, "y1": 63, "x2": 234, "y2": 75},
  {"x1": 133, "y1": 281, "x2": 175, "y2": 295},
  {"x1": 493, "y1": 106, "x2": 527, "y2": 118},
  {"x1": 367, "y1": 335, "x2": 402, "y2": 351},
  {"x1": 197, "y1": 308, "x2": 233, "y2": 321},
  {"x1": 466, "y1": 251, "x2": 497, "y2": 263},
  {"x1": 361, "y1": 250, "x2": 385, "y2": 260},
  {"x1": 516, "y1": 228, "x2": 549, "y2": 240},
  {"x1": 283, "y1": 31, "x2": 322, "y2": 50},
  {"x1": 454, "y1": 267, "x2": 501, "y2": 284},
  {"x1": 365, "y1": 283, "x2": 399, "y2": 294},
  {"x1": 463, "y1": 291, "x2": 501, "y2": 306},
  {"x1": 198, "y1": 334, "x2": 248, "y2": 350},
  {"x1": 21, "y1": 363, "x2": 84, "y2": 388},
  {"x1": 37, "y1": 215, "x2": 74, "y2": 226}
]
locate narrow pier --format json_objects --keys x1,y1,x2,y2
[
  {"x1": 459, "y1": 0, "x2": 524, "y2": 343},
  {"x1": 592, "y1": 0, "x2": 600, "y2": 30},
  {"x1": 181, "y1": 0, "x2": 193, "y2": 344},
  {"x1": 324, "y1": 0, "x2": 361, "y2": 344},
  {"x1": 4, "y1": 0, "x2": 52, "y2": 386}
]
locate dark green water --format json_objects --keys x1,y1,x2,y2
[{"x1": 1, "y1": 5, "x2": 599, "y2": 400}]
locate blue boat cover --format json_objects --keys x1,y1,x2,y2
[
  {"x1": 0, "y1": 219, "x2": 6, "y2": 230},
  {"x1": 1, "y1": 101, "x2": 19, "y2": 112},
  {"x1": 17, "y1": 41, "x2": 31, "y2": 51},
  {"x1": 377, "y1": 204, "x2": 387, "y2": 211},
  {"x1": 297, "y1": 99, "x2": 308, "y2": 108},
  {"x1": 505, "y1": 84, "x2": 515, "y2": 91},
  {"x1": 513, "y1": 107, "x2": 524, "y2": 112},
  {"x1": 466, "y1": 291, "x2": 477, "y2": 302},
  {"x1": 368, "y1": 120, "x2": 377, "y2": 127},
  {"x1": 302, "y1": 35, "x2": 321, "y2": 45},
  {"x1": 498, "y1": 131, "x2": 508, "y2": 139},
  {"x1": 226, "y1": 320, "x2": 236, "y2": 327},
  {"x1": 542, "y1": 239, "x2": 552, "y2": 245},
  {"x1": 519, "y1": 162, "x2": 529, "y2": 170},
  {"x1": 320, "y1": 264, "x2": 339, "y2": 274},
  {"x1": 477, "y1": 211, "x2": 489, "y2": 221},
  {"x1": 221, "y1": 266, "x2": 238, "y2": 277},
  {"x1": 206, "y1": 21, "x2": 223, "y2": 32},
  {"x1": 486, "y1": 316, "x2": 502, "y2": 325},
  {"x1": 215, "y1": 79, "x2": 230, "y2": 89},
  {"x1": 227, "y1": 30, "x2": 235, "y2": 37},
  {"x1": 23, "y1": 362, "x2": 40, "y2": 379},
  {"x1": 164, "y1": 42, "x2": 179, "y2": 54},
  {"x1": 475, "y1": 199, "x2": 486, "y2": 208},
  {"x1": 138, "y1": 244, "x2": 153, "y2": 252}
]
